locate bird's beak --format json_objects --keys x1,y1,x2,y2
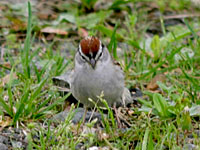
[{"x1": 90, "y1": 58, "x2": 96, "y2": 69}]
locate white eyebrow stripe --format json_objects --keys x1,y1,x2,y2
[
  {"x1": 95, "y1": 41, "x2": 102, "y2": 61},
  {"x1": 78, "y1": 44, "x2": 90, "y2": 61}
]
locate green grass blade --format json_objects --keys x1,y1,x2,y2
[
  {"x1": 108, "y1": 21, "x2": 119, "y2": 59},
  {"x1": 27, "y1": 133, "x2": 33, "y2": 150},
  {"x1": 182, "y1": 69, "x2": 200, "y2": 91},
  {"x1": 142, "y1": 46, "x2": 183, "y2": 78},
  {"x1": 22, "y1": 1, "x2": 32, "y2": 78},
  {"x1": 31, "y1": 95, "x2": 52, "y2": 118},
  {"x1": 25, "y1": 77, "x2": 48, "y2": 116},
  {"x1": 13, "y1": 89, "x2": 30, "y2": 124},
  {"x1": 34, "y1": 93, "x2": 71, "y2": 119},
  {"x1": 30, "y1": 77, "x2": 48, "y2": 102},
  {"x1": 95, "y1": 24, "x2": 123, "y2": 40},
  {"x1": 147, "y1": 132, "x2": 154, "y2": 150},
  {"x1": 7, "y1": 68, "x2": 14, "y2": 116},
  {"x1": 0, "y1": 97, "x2": 12, "y2": 117},
  {"x1": 184, "y1": 19, "x2": 198, "y2": 40},
  {"x1": 142, "y1": 127, "x2": 149, "y2": 150}
]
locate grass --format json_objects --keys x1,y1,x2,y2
[{"x1": 0, "y1": 0, "x2": 200, "y2": 149}]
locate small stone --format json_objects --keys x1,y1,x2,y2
[
  {"x1": 88, "y1": 146, "x2": 99, "y2": 150},
  {"x1": 75, "y1": 142, "x2": 84, "y2": 150},
  {"x1": 11, "y1": 141, "x2": 22, "y2": 149},
  {"x1": 183, "y1": 144, "x2": 198, "y2": 150},
  {"x1": 0, "y1": 135, "x2": 8, "y2": 143},
  {"x1": 0, "y1": 143, "x2": 8, "y2": 150},
  {"x1": 52, "y1": 108, "x2": 102, "y2": 124}
]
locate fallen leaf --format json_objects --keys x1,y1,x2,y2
[
  {"x1": 37, "y1": 13, "x2": 57, "y2": 20},
  {"x1": 10, "y1": 18, "x2": 26, "y2": 31},
  {"x1": 41, "y1": 27, "x2": 68, "y2": 35},
  {"x1": 46, "y1": 34, "x2": 55, "y2": 41},
  {"x1": 37, "y1": 9, "x2": 57, "y2": 20},
  {"x1": 128, "y1": 109, "x2": 134, "y2": 116},
  {"x1": 172, "y1": 68, "x2": 182, "y2": 74},
  {"x1": 189, "y1": 105, "x2": 200, "y2": 116},
  {"x1": 78, "y1": 28, "x2": 88, "y2": 38},
  {"x1": 0, "y1": 62, "x2": 11, "y2": 69},
  {"x1": 0, "y1": 116, "x2": 12, "y2": 131},
  {"x1": 98, "y1": 130, "x2": 110, "y2": 141},
  {"x1": 0, "y1": 73, "x2": 17, "y2": 87},
  {"x1": 147, "y1": 74, "x2": 166, "y2": 90},
  {"x1": 163, "y1": 13, "x2": 200, "y2": 20}
]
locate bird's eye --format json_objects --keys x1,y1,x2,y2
[
  {"x1": 81, "y1": 55, "x2": 85, "y2": 60},
  {"x1": 99, "y1": 51, "x2": 103, "y2": 59}
]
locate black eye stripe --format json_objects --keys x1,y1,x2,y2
[
  {"x1": 98, "y1": 50, "x2": 102, "y2": 59},
  {"x1": 81, "y1": 55, "x2": 86, "y2": 60}
]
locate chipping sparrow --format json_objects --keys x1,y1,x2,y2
[{"x1": 70, "y1": 36, "x2": 132, "y2": 108}]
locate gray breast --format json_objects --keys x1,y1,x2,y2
[{"x1": 71, "y1": 61, "x2": 124, "y2": 107}]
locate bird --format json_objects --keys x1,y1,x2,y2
[{"x1": 70, "y1": 36, "x2": 132, "y2": 108}]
